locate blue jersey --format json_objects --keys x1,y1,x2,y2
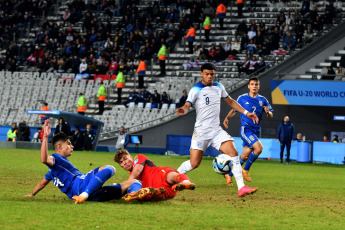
[
  {"x1": 237, "y1": 93, "x2": 273, "y2": 131},
  {"x1": 48, "y1": 153, "x2": 83, "y2": 195}
]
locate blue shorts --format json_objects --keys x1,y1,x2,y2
[
  {"x1": 68, "y1": 167, "x2": 122, "y2": 202},
  {"x1": 66, "y1": 167, "x2": 100, "y2": 199},
  {"x1": 240, "y1": 126, "x2": 260, "y2": 149}
]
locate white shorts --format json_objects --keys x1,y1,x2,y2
[{"x1": 190, "y1": 127, "x2": 234, "y2": 152}]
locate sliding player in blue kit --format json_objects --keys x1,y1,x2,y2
[
  {"x1": 34, "y1": 119, "x2": 141, "y2": 203},
  {"x1": 223, "y1": 76, "x2": 273, "y2": 186}
]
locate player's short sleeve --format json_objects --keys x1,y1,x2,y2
[
  {"x1": 186, "y1": 87, "x2": 200, "y2": 105},
  {"x1": 44, "y1": 171, "x2": 52, "y2": 181},
  {"x1": 219, "y1": 83, "x2": 229, "y2": 98},
  {"x1": 133, "y1": 154, "x2": 148, "y2": 167},
  {"x1": 263, "y1": 97, "x2": 274, "y2": 112}
]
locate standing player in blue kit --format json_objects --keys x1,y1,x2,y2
[{"x1": 223, "y1": 76, "x2": 273, "y2": 186}]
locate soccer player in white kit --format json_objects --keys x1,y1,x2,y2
[{"x1": 176, "y1": 63, "x2": 259, "y2": 197}]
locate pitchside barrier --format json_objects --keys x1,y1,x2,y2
[{"x1": 166, "y1": 135, "x2": 345, "y2": 165}]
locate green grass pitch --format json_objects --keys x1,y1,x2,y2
[{"x1": 0, "y1": 148, "x2": 344, "y2": 229}]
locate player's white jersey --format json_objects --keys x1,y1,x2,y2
[{"x1": 186, "y1": 81, "x2": 230, "y2": 139}]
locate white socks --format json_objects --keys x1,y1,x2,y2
[
  {"x1": 177, "y1": 160, "x2": 193, "y2": 174},
  {"x1": 230, "y1": 156, "x2": 245, "y2": 190},
  {"x1": 80, "y1": 192, "x2": 89, "y2": 200}
]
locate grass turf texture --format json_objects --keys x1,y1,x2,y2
[{"x1": 0, "y1": 148, "x2": 344, "y2": 229}]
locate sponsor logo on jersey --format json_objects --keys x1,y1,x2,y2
[
  {"x1": 134, "y1": 158, "x2": 139, "y2": 165},
  {"x1": 245, "y1": 102, "x2": 249, "y2": 104},
  {"x1": 259, "y1": 101, "x2": 263, "y2": 106},
  {"x1": 249, "y1": 135, "x2": 255, "y2": 141}
]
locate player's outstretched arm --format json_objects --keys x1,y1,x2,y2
[
  {"x1": 224, "y1": 97, "x2": 259, "y2": 124},
  {"x1": 264, "y1": 106, "x2": 273, "y2": 119},
  {"x1": 41, "y1": 120, "x2": 54, "y2": 166},
  {"x1": 25, "y1": 178, "x2": 50, "y2": 197},
  {"x1": 128, "y1": 164, "x2": 144, "y2": 180},
  {"x1": 176, "y1": 102, "x2": 191, "y2": 116},
  {"x1": 223, "y1": 109, "x2": 236, "y2": 129}
]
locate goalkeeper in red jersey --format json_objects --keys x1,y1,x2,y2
[{"x1": 114, "y1": 149, "x2": 195, "y2": 201}]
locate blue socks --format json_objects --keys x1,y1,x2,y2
[
  {"x1": 127, "y1": 180, "x2": 142, "y2": 194},
  {"x1": 84, "y1": 166, "x2": 115, "y2": 195},
  {"x1": 228, "y1": 157, "x2": 244, "y2": 177},
  {"x1": 244, "y1": 152, "x2": 258, "y2": 171}
]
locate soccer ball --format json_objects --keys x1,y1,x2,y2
[{"x1": 213, "y1": 154, "x2": 232, "y2": 174}]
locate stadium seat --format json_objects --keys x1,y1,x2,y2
[
  {"x1": 138, "y1": 102, "x2": 144, "y2": 108},
  {"x1": 161, "y1": 104, "x2": 169, "y2": 109}
]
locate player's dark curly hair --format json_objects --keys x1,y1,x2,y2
[
  {"x1": 201, "y1": 63, "x2": 216, "y2": 72},
  {"x1": 114, "y1": 149, "x2": 130, "y2": 163},
  {"x1": 52, "y1": 132, "x2": 69, "y2": 150}
]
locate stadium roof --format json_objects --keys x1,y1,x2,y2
[
  {"x1": 26, "y1": 110, "x2": 104, "y2": 150},
  {"x1": 26, "y1": 110, "x2": 104, "y2": 126}
]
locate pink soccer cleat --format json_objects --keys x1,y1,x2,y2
[{"x1": 238, "y1": 185, "x2": 258, "y2": 197}]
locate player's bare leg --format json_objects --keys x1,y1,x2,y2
[
  {"x1": 168, "y1": 172, "x2": 196, "y2": 191},
  {"x1": 219, "y1": 140, "x2": 258, "y2": 197},
  {"x1": 177, "y1": 149, "x2": 204, "y2": 174},
  {"x1": 242, "y1": 141, "x2": 263, "y2": 182}
]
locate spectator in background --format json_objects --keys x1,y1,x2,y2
[
  {"x1": 295, "y1": 20, "x2": 305, "y2": 44},
  {"x1": 236, "y1": 20, "x2": 248, "y2": 37},
  {"x1": 276, "y1": 116, "x2": 295, "y2": 164},
  {"x1": 157, "y1": 43, "x2": 168, "y2": 76},
  {"x1": 257, "y1": 56, "x2": 267, "y2": 73},
  {"x1": 161, "y1": 91, "x2": 171, "y2": 108},
  {"x1": 237, "y1": 0, "x2": 244, "y2": 18},
  {"x1": 185, "y1": 24, "x2": 196, "y2": 54},
  {"x1": 208, "y1": 45, "x2": 217, "y2": 60},
  {"x1": 7, "y1": 123, "x2": 18, "y2": 142},
  {"x1": 177, "y1": 90, "x2": 188, "y2": 108},
  {"x1": 323, "y1": 135, "x2": 330, "y2": 142},
  {"x1": 193, "y1": 45, "x2": 202, "y2": 61},
  {"x1": 40, "y1": 102, "x2": 50, "y2": 124},
  {"x1": 321, "y1": 66, "x2": 335, "y2": 80},
  {"x1": 97, "y1": 82, "x2": 107, "y2": 115},
  {"x1": 248, "y1": 56, "x2": 258, "y2": 74},
  {"x1": 62, "y1": 9, "x2": 71, "y2": 24},
  {"x1": 231, "y1": 38, "x2": 241, "y2": 55},
  {"x1": 199, "y1": 45, "x2": 209, "y2": 60},
  {"x1": 334, "y1": 66, "x2": 345, "y2": 81},
  {"x1": 115, "y1": 126, "x2": 129, "y2": 150},
  {"x1": 296, "y1": 133, "x2": 303, "y2": 141},
  {"x1": 301, "y1": 0, "x2": 310, "y2": 16},
  {"x1": 72, "y1": 127, "x2": 84, "y2": 151},
  {"x1": 284, "y1": 31, "x2": 295, "y2": 51},
  {"x1": 332, "y1": 135, "x2": 340, "y2": 143},
  {"x1": 216, "y1": 2, "x2": 226, "y2": 30},
  {"x1": 17, "y1": 120, "x2": 31, "y2": 142},
  {"x1": 137, "y1": 58, "x2": 146, "y2": 88},
  {"x1": 123, "y1": 89, "x2": 138, "y2": 108},
  {"x1": 303, "y1": 28, "x2": 314, "y2": 44},
  {"x1": 83, "y1": 124, "x2": 95, "y2": 151},
  {"x1": 151, "y1": 89, "x2": 161, "y2": 109},
  {"x1": 237, "y1": 56, "x2": 250, "y2": 75},
  {"x1": 54, "y1": 118, "x2": 71, "y2": 136},
  {"x1": 115, "y1": 70, "x2": 125, "y2": 104},
  {"x1": 140, "y1": 87, "x2": 151, "y2": 105},
  {"x1": 77, "y1": 93, "x2": 87, "y2": 115},
  {"x1": 203, "y1": 15, "x2": 211, "y2": 42},
  {"x1": 31, "y1": 128, "x2": 42, "y2": 143}
]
